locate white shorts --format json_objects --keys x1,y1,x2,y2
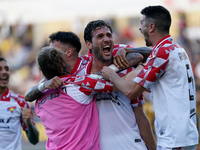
[{"x1": 156, "y1": 145, "x2": 197, "y2": 150}]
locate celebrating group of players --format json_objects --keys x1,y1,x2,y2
[{"x1": 0, "y1": 5, "x2": 198, "y2": 150}]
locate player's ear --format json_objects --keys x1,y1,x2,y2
[
  {"x1": 65, "y1": 48, "x2": 73, "y2": 57},
  {"x1": 86, "y1": 40, "x2": 92, "y2": 50},
  {"x1": 149, "y1": 22, "x2": 155, "y2": 33}
]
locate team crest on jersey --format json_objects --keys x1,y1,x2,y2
[{"x1": 7, "y1": 106, "x2": 16, "y2": 112}]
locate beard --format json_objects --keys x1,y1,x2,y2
[
  {"x1": 0, "y1": 84, "x2": 8, "y2": 90},
  {"x1": 143, "y1": 32, "x2": 152, "y2": 47},
  {"x1": 93, "y1": 46, "x2": 112, "y2": 62},
  {"x1": 145, "y1": 39, "x2": 152, "y2": 47}
]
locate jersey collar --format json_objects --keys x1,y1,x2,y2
[
  {"x1": 70, "y1": 57, "x2": 82, "y2": 75},
  {"x1": 153, "y1": 35, "x2": 172, "y2": 50},
  {"x1": 0, "y1": 88, "x2": 10, "y2": 101}
]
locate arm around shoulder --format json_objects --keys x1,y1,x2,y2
[
  {"x1": 25, "y1": 76, "x2": 64, "y2": 102},
  {"x1": 24, "y1": 84, "x2": 42, "y2": 102}
]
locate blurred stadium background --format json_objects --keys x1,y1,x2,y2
[{"x1": 1, "y1": 0, "x2": 200, "y2": 149}]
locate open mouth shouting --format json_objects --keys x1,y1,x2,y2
[
  {"x1": 103, "y1": 45, "x2": 111, "y2": 56},
  {"x1": 0, "y1": 76, "x2": 9, "y2": 85}
]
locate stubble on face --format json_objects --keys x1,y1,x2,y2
[
  {"x1": 144, "y1": 33, "x2": 152, "y2": 47},
  {"x1": 92, "y1": 46, "x2": 112, "y2": 62},
  {"x1": 91, "y1": 26, "x2": 114, "y2": 63},
  {"x1": 0, "y1": 61, "x2": 10, "y2": 90},
  {"x1": 140, "y1": 15, "x2": 152, "y2": 47}
]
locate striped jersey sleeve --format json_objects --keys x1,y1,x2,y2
[
  {"x1": 117, "y1": 68, "x2": 145, "y2": 107},
  {"x1": 63, "y1": 74, "x2": 113, "y2": 96},
  {"x1": 112, "y1": 44, "x2": 132, "y2": 57},
  {"x1": 134, "y1": 42, "x2": 172, "y2": 89}
]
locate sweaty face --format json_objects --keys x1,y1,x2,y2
[
  {"x1": 139, "y1": 15, "x2": 152, "y2": 47},
  {"x1": 0, "y1": 61, "x2": 10, "y2": 89},
  {"x1": 91, "y1": 26, "x2": 114, "y2": 62}
]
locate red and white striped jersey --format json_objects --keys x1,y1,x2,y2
[
  {"x1": 134, "y1": 35, "x2": 198, "y2": 147},
  {"x1": 112, "y1": 44, "x2": 132, "y2": 56},
  {"x1": 0, "y1": 88, "x2": 36, "y2": 150},
  {"x1": 71, "y1": 56, "x2": 92, "y2": 75},
  {"x1": 79, "y1": 43, "x2": 144, "y2": 106},
  {"x1": 74, "y1": 57, "x2": 147, "y2": 150},
  {"x1": 60, "y1": 74, "x2": 113, "y2": 99}
]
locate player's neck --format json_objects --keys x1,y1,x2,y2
[
  {"x1": 66, "y1": 57, "x2": 78, "y2": 74},
  {"x1": 90, "y1": 57, "x2": 112, "y2": 74},
  {"x1": 0, "y1": 87, "x2": 7, "y2": 95},
  {"x1": 151, "y1": 32, "x2": 169, "y2": 47}
]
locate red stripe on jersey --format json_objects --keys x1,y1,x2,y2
[
  {"x1": 127, "y1": 67, "x2": 134, "y2": 73},
  {"x1": 71, "y1": 57, "x2": 82, "y2": 74},
  {"x1": 0, "y1": 88, "x2": 10, "y2": 101},
  {"x1": 131, "y1": 94, "x2": 143, "y2": 106},
  {"x1": 79, "y1": 86, "x2": 93, "y2": 96},
  {"x1": 112, "y1": 44, "x2": 132, "y2": 57},
  {"x1": 156, "y1": 47, "x2": 170, "y2": 60},
  {"x1": 63, "y1": 75, "x2": 113, "y2": 95},
  {"x1": 1, "y1": 88, "x2": 35, "y2": 130}
]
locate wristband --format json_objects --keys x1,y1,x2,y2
[
  {"x1": 140, "y1": 63, "x2": 144, "y2": 67},
  {"x1": 38, "y1": 82, "x2": 45, "y2": 92},
  {"x1": 108, "y1": 64, "x2": 119, "y2": 72}
]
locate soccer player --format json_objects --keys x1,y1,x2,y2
[
  {"x1": 0, "y1": 57, "x2": 39, "y2": 150},
  {"x1": 77, "y1": 20, "x2": 156, "y2": 150},
  {"x1": 34, "y1": 46, "x2": 113, "y2": 149},
  {"x1": 25, "y1": 30, "x2": 156, "y2": 149},
  {"x1": 25, "y1": 31, "x2": 145, "y2": 102},
  {"x1": 101, "y1": 5, "x2": 199, "y2": 150}
]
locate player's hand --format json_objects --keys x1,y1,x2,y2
[
  {"x1": 21, "y1": 107, "x2": 32, "y2": 125},
  {"x1": 101, "y1": 66, "x2": 117, "y2": 81},
  {"x1": 113, "y1": 48, "x2": 129, "y2": 69},
  {"x1": 44, "y1": 76, "x2": 64, "y2": 89}
]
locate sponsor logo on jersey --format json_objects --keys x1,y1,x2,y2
[
  {"x1": 7, "y1": 106, "x2": 16, "y2": 112},
  {"x1": 0, "y1": 117, "x2": 12, "y2": 129},
  {"x1": 95, "y1": 93, "x2": 124, "y2": 106},
  {"x1": 38, "y1": 92, "x2": 60, "y2": 107}
]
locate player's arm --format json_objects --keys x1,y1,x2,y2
[
  {"x1": 25, "y1": 76, "x2": 64, "y2": 102},
  {"x1": 68, "y1": 74, "x2": 113, "y2": 94},
  {"x1": 101, "y1": 66, "x2": 145, "y2": 99},
  {"x1": 21, "y1": 107, "x2": 39, "y2": 145},
  {"x1": 133, "y1": 106, "x2": 156, "y2": 150},
  {"x1": 126, "y1": 47, "x2": 152, "y2": 63},
  {"x1": 93, "y1": 54, "x2": 144, "y2": 93},
  {"x1": 113, "y1": 47, "x2": 152, "y2": 69},
  {"x1": 24, "y1": 85, "x2": 41, "y2": 102}
]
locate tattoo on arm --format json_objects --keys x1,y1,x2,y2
[
  {"x1": 25, "y1": 85, "x2": 41, "y2": 102},
  {"x1": 126, "y1": 53, "x2": 144, "y2": 67},
  {"x1": 126, "y1": 47, "x2": 152, "y2": 63}
]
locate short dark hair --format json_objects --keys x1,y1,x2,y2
[
  {"x1": 0, "y1": 57, "x2": 6, "y2": 62},
  {"x1": 84, "y1": 20, "x2": 113, "y2": 43},
  {"x1": 49, "y1": 31, "x2": 81, "y2": 53},
  {"x1": 141, "y1": 5, "x2": 171, "y2": 33},
  {"x1": 36, "y1": 46, "x2": 67, "y2": 80}
]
